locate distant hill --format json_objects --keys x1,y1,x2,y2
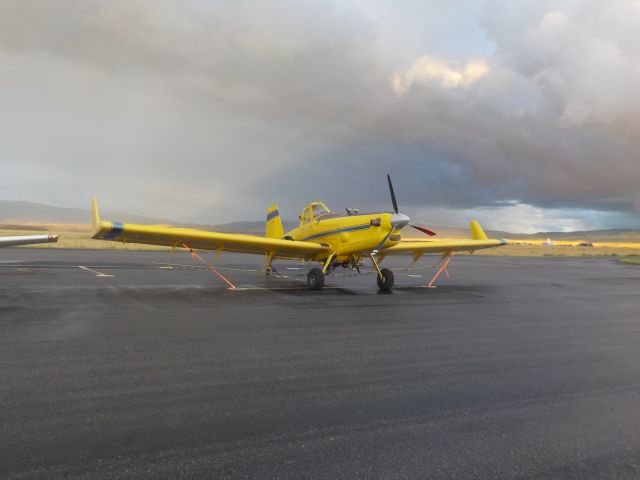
[
  {"x1": 0, "y1": 200, "x2": 297, "y2": 233},
  {"x1": 1, "y1": 200, "x2": 638, "y2": 239},
  {"x1": 0, "y1": 202, "x2": 505, "y2": 236},
  {"x1": 517, "y1": 229, "x2": 640, "y2": 240},
  {"x1": 403, "y1": 225, "x2": 640, "y2": 240},
  {"x1": 0, "y1": 200, "x2": 181, "y2": 226},
  {"x1": 209, "y1": 221, "x2": 298, "y2": 234}
]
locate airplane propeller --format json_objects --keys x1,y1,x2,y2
[
  {"x1": 409, "y1": 224, "x2": 437, "y2": 237},
  {"x1": 386, "y1": 174, "x2": 436, "y2": 237},
  {"x1": 387, "y1": 174, "x2": 399, "y2": 214}
]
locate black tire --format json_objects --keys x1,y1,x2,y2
[
  {"x1": 376, "y1": 268, "x2": 394, "y2": 291},
  {"x1": 307, "y1": 268, "x2": 325, "y2": 290}
]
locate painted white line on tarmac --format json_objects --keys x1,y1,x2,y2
[
  {"x1": 226, "y1": 285, "x2": 341, "y2": 291},
  {"x1": 78, "y1": 266, "x2": 114, "y2": 277},
  {"x1": 160, "y1": 263, "x2": 261, "y2": 273}
]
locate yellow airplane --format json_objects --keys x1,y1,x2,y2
[{"x1": 91, "y1": 176, "x2": 506, "y2": 291}]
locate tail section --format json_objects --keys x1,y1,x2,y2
[
  {"x1": 266, "y1": 204, "x2": 284, "y2": 238},
  {"x1": 470, "y1": 220, "x2": 488, "y2": 240}
]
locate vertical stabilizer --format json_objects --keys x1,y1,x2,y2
[{"x1": 266, "y1": 204, "x2": 284, "y2": 238}]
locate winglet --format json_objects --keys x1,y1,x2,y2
[
  {"x1": 92, "y1": 198, "x2": 101, "y2": 232},
  {"x1": 91, "y1": 197, "x2": 100, "y2": 228},
  {"x1": 470, "y1": 220, "x2": 488, "y2": 240}
]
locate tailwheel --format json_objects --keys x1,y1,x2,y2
[
  {"x1": 376, "y1": 268, "x2": 394, "y2": 291},
  {"x1": 307, "y1": 268, "x2": 325, "y2": 290}
]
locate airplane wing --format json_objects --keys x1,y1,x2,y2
[
  {"x1": 0, "y1": 234, "x2": 59, "y2": 248},
  {"x1": 90, "y1": 199, "x2": 329, "y2": 259},
  {"x1": 381, "y1": 221, "x2": 507, "y2": 257}
]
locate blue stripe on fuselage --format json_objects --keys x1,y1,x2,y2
[
  {"x1": 103, "y1": 221, "x2": 124, "y2": 239},
  {"x1": 301, "y1": 223, "x2": 370, "y2": 241}
]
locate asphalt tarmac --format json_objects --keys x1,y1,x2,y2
[{"x1": 1, "y1": 249, "x2": 640, "y2": 479}]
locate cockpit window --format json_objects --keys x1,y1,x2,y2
[
  {"x1": 300, "y1": 203, "x2": 331, "y2": 224},
  {"x1": 311, "y1": 203, "x2": 329, "y2": 218}
]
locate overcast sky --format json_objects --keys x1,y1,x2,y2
[{"x1": 1, "y1": 0, "x2": 640, "y2": 232}]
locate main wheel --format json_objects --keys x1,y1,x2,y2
[
  {"x1": 376, "y1": 268, "x2": 394, "y2": 291},
  {"x1": 307, "y1": 268, "x2": 325, "y2": 290}
]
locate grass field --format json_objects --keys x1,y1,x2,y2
[
  {"x1": 475, "y1": 239, "x2": 640, "y2": 257},
  {"x1": 3, "y1": 223, "x2": 640, "y2": 257}
]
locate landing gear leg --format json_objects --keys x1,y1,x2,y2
[
  {"x1": 322, "y1": 253, "x2": 337, "y2": 274},
  {"x1": 264, "y1": 252, "x2": 275, "y2": 276},
  {"x1": 369, "y1": 253, "x2": 394, "y2": 291}
]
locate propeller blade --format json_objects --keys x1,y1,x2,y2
[
  {"x1": 387, "y1": 174, "x2": 398, "y2": 214},
  {"x1": 410, "y1": 224, "x2": 437, "y2": 236}
]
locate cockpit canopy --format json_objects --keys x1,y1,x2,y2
[{"x1": 300, "y1": 202, "x2": 331, "y2": 224}]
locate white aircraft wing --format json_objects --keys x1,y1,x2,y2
[{"x1": 0, "y1": 234, "x2": 59, "y2": 248}]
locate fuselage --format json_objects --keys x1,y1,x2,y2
[{"x1": 285, "y1": 202, "x2": 403, "y2": 260}]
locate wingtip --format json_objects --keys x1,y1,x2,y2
[
  {"x1": 91, "y1": 198, "x2": 102, "y2": 237},
  {"x1": 470, "y1": 220, "x2": 489, "y2": 241},
  {"x1": 92, "y1": 198, "x2": 100, "y2": 225}
]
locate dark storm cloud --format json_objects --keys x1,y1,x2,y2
[{"x1": 0, "y1": 0, "x2": 639, "y2": 229}]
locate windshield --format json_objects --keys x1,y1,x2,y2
[{"x1": 311, "y1": 203, "x2": 329, "y2": 218}]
